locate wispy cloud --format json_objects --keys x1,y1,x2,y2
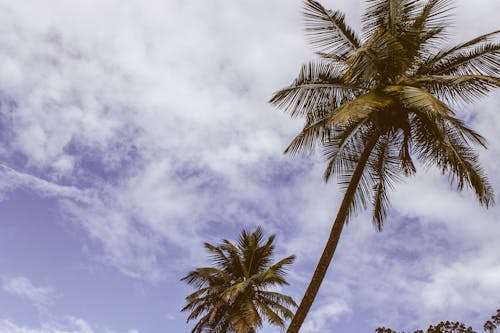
[
  {"x1": 2, "y1": 276, "x2": 58, "y2": 311},
  {"x1": 0, "y1": 165, "x2": 90, "y2": 202},
  {"x1": 301, "y1": 300, "x2": 351, "y2": 332},
  {"x1": 0, "y1": 0, "x2": 498, "y2": 332},
  {"x1": 0, "y1": 317, "x2": 128, "y2": 333}
]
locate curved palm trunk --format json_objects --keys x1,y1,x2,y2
[{"x1": 287, "y1": 133, "x2": 380, "y2": 333}]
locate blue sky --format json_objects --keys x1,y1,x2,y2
[{"x1": 0, "y1": 0, "x2": 499, "y2": 332}]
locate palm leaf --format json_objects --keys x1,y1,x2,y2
[
  {"x1": 411, "y1": 112, "x2": 494, "y2": 207},
  {"x1": 303, "y1": 0, "x2": 361, "y2": 58},
  {"x1": 323, "y1": 126, "x2": 380, "y2": 221},
  {"x1": 346, "y1": 29, "x2": 409, "y2": 83},
  {"x1": 417, "y1": 30, "x2": 500, "y2": 74},
  {"x1": 255, "y1": 300, "x2": 286, "y2": 327},
  {"x1": 362, "y1": 0, "x2": 419, "y2": 37},
  {"x1": 269, "y1": 60, "x2": 359, "y2": 117},
  {"x1": 431, "y1": 43, "x2": 500, "y2": 76},
  {"x1": 398, "y1": 121, "x2": 416, "y2": 176},
  {"x1": 369, "y1": 133, "x2": 403, "y2": 230},
  {"x1": 283, "y1": 104, "x2": 335, "y2": 156},
  {"x1": 411, "y1": 0, "x2": 454, "y2": 32},
  {"x1": 409, "y1": 74, "x2": 500, "y2": 104},
  {"x1": 321, "y1": 120, "x2": 371, "y2": 182},
  {"x1": 257, "y1": 296, "x2": 296, "y2": 318},
  {"x1": 445, "y1": 116, "x2": 487, "y2": 147},
  {"x1": 222, "y1": 280, "x2": 251, "y2": 304},
  {"x1": 182, "y1": 229, "x2": 296, "y2": 331},
  {"x1": 385, "y1": 85, "x2": 451, "y2": 116},
  {"x1": 331, "y1": 90, "x2": 395, "y2": 123}
]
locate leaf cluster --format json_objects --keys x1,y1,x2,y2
[
  {"x1": 181, "y1": 228, "x2": 297, "y2": 333},
  {"x1": 376, "y1": 308, "x2": 500, "y2": 333},
  {"x1": 270, "y1": 0, "x2": 498, "y2": 229}
]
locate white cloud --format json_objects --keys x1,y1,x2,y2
[
  {"x1": 0, "y1": 164, "x2": 90, "y2": 202},
  {"x1": 301, "y1": 300, "x2": 351, "y2": 333},
  {"x1": 0, "y1": 0, "x2": 498, "y2": 331},
  {"x1": 0, "y1": 317, "x2": 123, "y2": 333},
  {"x1": 0, "y1": 0, "x2": 312, "y2": 281},
  {"x1": 2, "y1": 276, "x2": 58, "y2": 311}
]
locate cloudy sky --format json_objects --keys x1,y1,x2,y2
[{"x1": 0, "y1": 0, "x2": 498, "y2": 332}]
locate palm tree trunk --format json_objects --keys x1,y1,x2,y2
[{"x1": 287, "y1": 132, "x2": 379, "y2": 333}]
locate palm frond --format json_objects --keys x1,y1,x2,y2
[
  {"x1": 192, "y1": 313, "x2": 211, "y2": 333},
  {"x1": 185, "y1": 287, "x2": 212, "y2": 303},
  {"x1": 256, "y1": 290, "x2": 298, "y2": 308},
  {"x1": 321, "y1": 119, "x2": 372, "y2": 182},
  {"x1": 181, "y1": 267, "x2": 230, "y2": 289},
  {"x1": 204, "y1": 242, "x2": 230, "y2": 270},
  {"x1": 412, "y1": 27, "x2": 446, "y2": 54},
  {"x1": 323, "y1": 126, "x2": 380, "y2": 221},
  {"x1": 417, "y1": 30, "x2": 500, "y2": 74},
  {"x1": 408, "y1": 74, "x2": 500, "y2": 104},
  {"x1": 255, "y1": 300, "x2": 286, "y2": 327},
  {"x1": 212, "y1": 314, "x2": 231, "y2": 333},
  {"x1": 208, "y1": 304, "x2": 231, "y2": 332},
  {"x1": 411, "y1": 112, "x2": 494, "y2": 207},
  {"x1": 257, "y1": 296, "x2": 296, "y2": 318},
  {"x1": 445, "y1": 116, "x2": 487, "y2": 147},
  {"x1": 268, "y1": 2, "x2": 496, "y2": 329},
  {"x1": 441, "y1": 120, "x2": 494, "y2": 207},
  {"x1": 283, "y1": 90, "x2": 389, "y2": 156},
  {"x1": 222, "y1": 281, "x2": 251, "y2": 304},
  {"x1": 431, "y1": 43, "x2": 500, "y2": 76},
  {"x1": 243, "y1": 298, "x2": 263, "y2": 329},
  {"x1": 411, "y1": 0, "x2": 454, "y2": 32},
  {"x1": 417, "y1": 30, "x2": 500, "y2": 75},
  {"x1": 220, "y1": 240, "x2": 247, "y2": 279},
  {"x1": 362, "y1": 0, "x2": 420, "y2": 37},
  {"x1": 385, "y1": 85, "x2": 451, "y2": 116},
  {"x1": 316, "y1": 52, "x2": 354, "y2": 64},
  {"x1": 284, "y1": 105, "x2": 335, "y2": 156},
  {"x1": 398, "y1": 120, "x2": 416, "y2": 176},
  {"x1": 269, "y1": 60, "x2": 359, "y2": 117},
  {"x1": 256, "y1": 295, "x2": 296, "y2": 319},
  {"x1": 239, "y1": 230, "x2": 277, "y2": 278},
  {"x1": 402, "y1": 0, "x2": 454, "y2": 66},
  {"x1": 303, "y1": 0, "x2": 361, "y2": 58},
  {"x1": 232, "y1": 300, "x2": 262, "y2": 333},
  {"x1": 185, "y1": 300, "x2": 216, "y2": 322},
  {"x1": 252, "y1": 255, "x2": 296, "y2": 288},
  {"x1": 369, "y1": 133, "x2": 403, "y2": 230},
  {"x1": 266, "y1": 255, "x2": 296, "y2": 278},
  {"x1": 332, "y1": 90, "x2": 396, "y2": 123},
  {"x1": 346, "y1": 29, "x2": 409, "y2": 83},
  {"x1": 182, "y1": 229, "x2": 296, "y2": 332}
]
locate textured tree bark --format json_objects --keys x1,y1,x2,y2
[{"x1": 287, "y1": 133, "x2": 380, "y2": 333}]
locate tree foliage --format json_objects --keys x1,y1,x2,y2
[
  {"x1": 270, "y1": 0, "x2": 498, "y2": 331},
  {"x1": 270, "y1": 0, "x2": 498, "y2": 228},
  {"x1": 376, "y1": 308, "x2": 500, "y2": 333},
  {"x1": 181, "y1": 227, "x2": 297, "y2": 333}
]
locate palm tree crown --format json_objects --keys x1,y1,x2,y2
[
  {"x1": 271, "y1": 0, "x2": 498, "y2": 226},
  {"x1": 270, "y1": 0, "x2": 498, "y2": 331},
  {"x1": 181, "y1": 227, "x2": 297, "y2": 333}
]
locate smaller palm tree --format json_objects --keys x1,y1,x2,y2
[{"x1": 181, "y1": 227, "x2": 297, "y2": 333}]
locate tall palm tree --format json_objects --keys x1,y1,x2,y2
[
  {"x1": 269, "y1": 0, "x2": 499, "y2": 331},
  {"x1": 181, "y1": 227, "x2": 297, "y2": 333}
]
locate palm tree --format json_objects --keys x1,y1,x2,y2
[
  {"x1": 269, "y1": 0, "x2": 499, "y2": 331},
  {"x1": 181, "y1": 227, "x2": 297, "y2": 333}
]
